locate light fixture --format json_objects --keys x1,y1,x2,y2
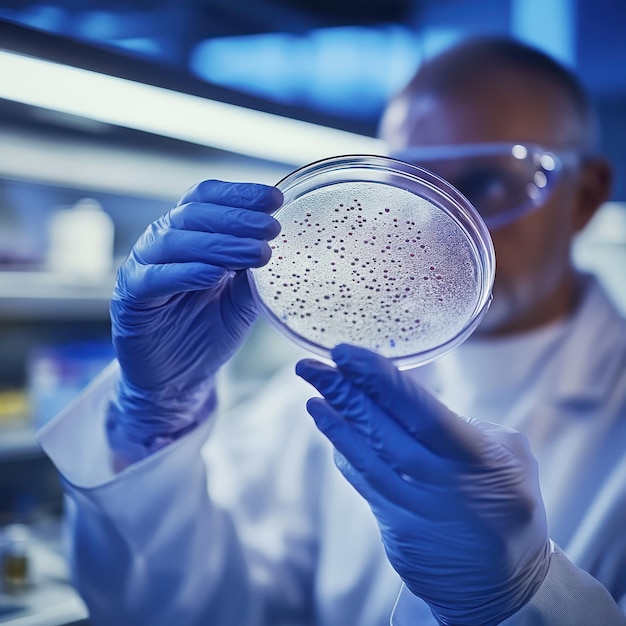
[
  {"x1": 0, "y1": 50, "x2": 384, "y2": 166},
  {"x1": 512, "y1": 144, "x2": 528, "y2": 160}
]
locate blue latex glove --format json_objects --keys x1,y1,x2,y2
[
  {"x1": 107, "y1": 180, "x2": 282, "y2": 465},
  {"x1": 296, "y1": 344, "x2": 550, "y2": 626}
]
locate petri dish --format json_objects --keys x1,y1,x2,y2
[{"x1": 248, "y1": 155, "x2": 495, "y2": 369}]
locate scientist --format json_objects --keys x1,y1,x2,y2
[{"x1": 39, "y1": 37, "x2": 626, "y2": 625}]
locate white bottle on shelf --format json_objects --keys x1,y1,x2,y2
[{"x1": 46, "y1": 198, "x2": 115, "y2": 278}]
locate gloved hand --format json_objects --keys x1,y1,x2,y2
[
  {"x1": 107, "y1": 180, "x2": 282, "y2": 465},
  {"x1": 296, "y1": 344, "x2": 550, "y2": 626}
]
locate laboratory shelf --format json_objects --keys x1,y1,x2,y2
[
  {"x1": 0, "y1": 521, "x2": 89, "y2": 624},
  {"x1": 0, "y1": 422, "x2": 41, "y2": 460},
  {"x1": 0, "y1": 271, "x2": 116, "y2": 320}
]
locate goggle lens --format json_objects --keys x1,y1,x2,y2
[{"x1": 391, "y1": 144, "x2": 565, "y2": 229}]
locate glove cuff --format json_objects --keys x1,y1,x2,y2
[
  {"x1": 429, "y1": 538, "x2": 551, "y2": 626},
  {"x1": 105, "y1": 375, "x2": 217, "y2": 466}
]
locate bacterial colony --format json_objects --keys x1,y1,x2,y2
[{"x1": 251, "y1": 181, "x2": 481, "y2": 360}]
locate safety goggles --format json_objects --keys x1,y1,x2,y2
[{"x1": 390, "y1": 143, "x2": 580, "y2": 229}]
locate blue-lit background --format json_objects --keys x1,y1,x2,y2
[
  {"x1": 1, "y1": 0, "x2": 625, "y2": 195},
  {"x1": 0, "y1": 1, "x2": 624, "y2": 145}
]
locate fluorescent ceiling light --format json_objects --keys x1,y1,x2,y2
[{"x1": 0, "y1": 50, "x2": 384, "y2": 166}]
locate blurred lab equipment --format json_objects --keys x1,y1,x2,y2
[
  {"x1": 1, "y1": 524, "x2": 30, "y2": 590},
  {"x1": 0, "y1": 520, "x2": 88, "y2": 624},
  {"x1": 46, "y1": 198, "x2": 114, "y2": 278},
  {"x1": 28, "y1": 340, "x2": 115, "y2": 430}
]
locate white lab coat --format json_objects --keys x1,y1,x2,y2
[{"x1": 38, "y1": 274, "x2": 626, "y2": 625}]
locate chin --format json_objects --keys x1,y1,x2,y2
[
  {"x1": 473, "y1": 291, "x2": 520, "y2": 337},
  {"x1": 473, "y1": 314, "x2": 504, "y2": 337}
]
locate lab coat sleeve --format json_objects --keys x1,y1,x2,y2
[
  {"x1": 390, "y1": 542, "x2": 626, "y2": 625},
  {"x1": 37, "y1": 361, "x2": 263, "y2": 626}
]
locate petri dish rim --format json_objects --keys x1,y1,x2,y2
[{"x1": 248, "y1": 154, "x2": 495, "y2": 369}]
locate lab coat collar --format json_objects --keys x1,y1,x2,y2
[{"x1": 547, "y1": 274, "x2": 626, "y2": 408}]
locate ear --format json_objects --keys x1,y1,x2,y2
[{"x1": 572, "y1": 157, "x2": 612, "y2": 233}]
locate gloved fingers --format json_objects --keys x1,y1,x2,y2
[
  {"x1": 332, "y1": 448, "x2": 401, "y2": 515},
  {"x1": 465, "y1": 416, "x2": 535, "y2": 465},
  {"x1": 178, "y1": 180, "x2": 283, "y2": 212},
  {"x1": 330, "y1": 450, "x2": 431, "y2": 530},
  {"x1": 168, "y1": 202, "x2": 281, "y2": 240},
  {"x1": 134, "y1": 228, "x2": 273, "y2": 269},
  {"x1": 296, "y1": 358, "x2": 386, "y2": 451},
  {"x1": 331, "y1": 344, "x2": 485, "y2": 463},
  {"x1": 305, "y1": 396, "x2": 429, "y2": 513},
  {"x1": 114, "y1": 260, "x2": 234, "y2": 300},
  {"x1": 296, "y1": 358, "x2": 451, "y2": 481},
  {"x1": 227, "y1": 269, "x2": 256, "y2": 311}
]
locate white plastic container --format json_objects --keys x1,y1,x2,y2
[{"x1": 47, "y1": 198, "x2": 114, "y2": 278}]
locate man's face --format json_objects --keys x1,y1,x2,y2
[{"x1": 381, "y1": 72, "x2": 586, "y2": 335}]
